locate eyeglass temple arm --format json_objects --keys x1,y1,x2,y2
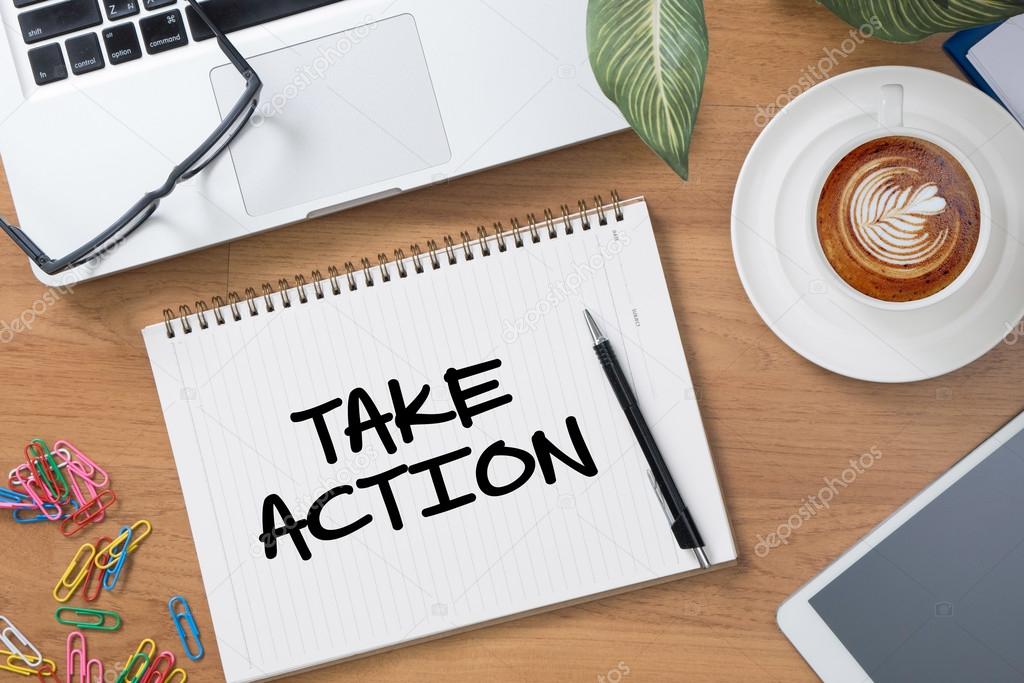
[
  {"x1": 0, "y1": 216, "x2": 50, "y2": 266},
  {"x1": 186, "y1": 0, "x2": 253, "y2": 77}
]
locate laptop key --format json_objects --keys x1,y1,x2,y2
[
  {"x1": 104, "y1": 0, "x2": 139, "y2": 20},
  {"x1": 14, "y1": 0, "x2": 48, "y2": 8},
  {"x1": 102, "y1": 22, "x2": 142, "y2": 64},
  {"x1": 142, "y1": 0, "x2": 176, "y2": 9},
  {"x1": 27, "y1": 43, "x2": 68, "y2": 85},
  {"x1": 19, "y1": 0, "x2": 103, "y2": 44},
  {"x1": 66, "y1": 33, "x2": 105, "y2": 75},
  {"x1": 140, "y1": 9, "x2": 187, "y2": 54}
]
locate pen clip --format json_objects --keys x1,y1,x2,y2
[{"x1": 646, "y1": 469, "x2": 673, "y2": 525}]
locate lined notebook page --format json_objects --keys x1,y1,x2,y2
[{"x1": 143, "y1": 197, "x2": 735, "y2": 683}]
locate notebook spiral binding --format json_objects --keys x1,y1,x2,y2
[{"x1": 162, "y1": 191, "x2": 626, "y2": 338}]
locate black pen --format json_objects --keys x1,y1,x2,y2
[{"x1": 584, "y1": 310, "x2": 710, "y2": 569}]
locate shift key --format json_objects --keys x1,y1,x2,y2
[{"x1": 19, "y1": 0, "x2": 102, "y2": 44}]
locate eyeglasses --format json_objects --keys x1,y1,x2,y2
[{"x1": 0, "y1": 0, "x2": 263, "y2": 276}]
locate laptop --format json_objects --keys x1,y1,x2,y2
[{"x1": 0, "y1": 0, "x2": 627, "y2": 285}]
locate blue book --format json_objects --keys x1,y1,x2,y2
[{"x1": 943, "y1": 23, "x2": 1006, "y2": 106}]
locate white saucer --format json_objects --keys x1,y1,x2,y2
[{"x1": 732, "y1": 66, "x2": 1024, "y2": 383}]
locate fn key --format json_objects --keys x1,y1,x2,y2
[{"x1": 28, "y1": 43, "x2": 68, "y2": 85}]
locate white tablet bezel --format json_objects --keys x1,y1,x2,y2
[{"x1": 777, "y1": 410, "x2": 1024, "y2": 682}]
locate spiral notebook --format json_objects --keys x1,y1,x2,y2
[{"x1": 143, "y1": 194, "x2": 736, "y2": 683}]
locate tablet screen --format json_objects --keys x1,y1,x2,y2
[{"x1": 809, "y1": 428, "x2": 1024, "y2": 682}]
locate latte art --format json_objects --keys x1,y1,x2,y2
[
  {"x1": 848, "y1": 168, "x2": 947, "y2": 266},
  {"x1": 817, "y1": 136, "x2": 981, "y2": 303}
]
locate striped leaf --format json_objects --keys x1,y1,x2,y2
[
  {"x1": 587, "y1": 0, "x2": 709, "y2": 180},
  {"x1": 821, "y1": 0, "x2": 1024, "y2": 42}
]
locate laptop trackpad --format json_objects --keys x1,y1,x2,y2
[{"x1": 210, "y1": 15, "x2": 451, "y2": 217}]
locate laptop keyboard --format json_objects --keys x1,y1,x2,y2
[{"x1": 20, "y1": 0, "x2": 349, "y2": 87}]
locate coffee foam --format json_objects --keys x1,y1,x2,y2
[
  {"x1": 848, "y1": 166, "x2": 947, "y2": 266},
  {"x1": 817, "y1": 136, "x2": 980, "y2": 303}
]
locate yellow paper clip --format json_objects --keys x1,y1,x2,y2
[
  {"x1": 96, "y1": 520, "x2": 152, "y2": 570},
  {"x1": 0, "y1": 650, "x2": 56, "y2": 678},
  {"x1": 53, "y1": 543, "x2": 96, "y2": 603},
  {"x1": 165, "y1": 668, "x2": 187, "y2": 682},
  {"x1": 126, "y1": 638, "x2": 155, "y2": 669}
]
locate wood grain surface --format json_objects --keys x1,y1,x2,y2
[{"x1": 2, "y1": 1, "x2": 1021, "y2": 681}]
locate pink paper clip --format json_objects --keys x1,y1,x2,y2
[
  {"x1": 51, "y1": 441, "x2": 109, "y2": 489},
  {"x1": 67, "y1": 631, "x2": 87, "y2": 683},
  {"x1": 140, "y1": 651, "x2": 176, "y2": 683},
  {"x1": 16, "y1": 476, "x2": 62, "y2": 522},
  {"x1": 86, "y1": 658, "x2": 103, "y2": 683}
]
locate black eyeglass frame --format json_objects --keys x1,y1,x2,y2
[{"x1": 0, "y1": 0, "x2": 263, "y2": 276}]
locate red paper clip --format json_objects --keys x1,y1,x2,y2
[
  {"x1": 141, "y1": 651, "x2": 176, "y2": 683},
  {"x1": 35, "y1": 660, "x2": 58, "y2": 681},
  {"x1": 82, "y1": 536, "x2": 111, "y2": 603},
  {"x1": 60, "y1": 490, "x2": 117, "y2": 537}
]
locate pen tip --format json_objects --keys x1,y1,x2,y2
[{"x1": 583, "y1": 310, "x2": 604, "y2": 344}]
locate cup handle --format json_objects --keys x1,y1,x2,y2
[{"x1": 879, "y1": 84, "x2": 904, "y2": 129}]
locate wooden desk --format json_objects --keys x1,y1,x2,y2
[{"x1": 2, "y1": 2, "x2": 1020, "y2": 680}]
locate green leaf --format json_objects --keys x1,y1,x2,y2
[
  {"x1": 587, "y1": 0, "x2": 709, "y2": 180},
  {"x1": 820, "y1": 0, "x2": 1024, "y2": 43}
]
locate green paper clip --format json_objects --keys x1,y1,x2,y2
[
  {"x1": 54, "y1": 606, "x2": 122, "y2": 631},
  {"x1": 115, "y1": 652, "x2": 151, "y2": 683}
]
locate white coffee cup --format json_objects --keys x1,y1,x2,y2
[{"x1": 810, "y1": 84, "x2": 991, "y2": 311}]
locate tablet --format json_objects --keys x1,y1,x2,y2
[{"x1": 778, "y1": 410, "x2": 1024, "y2": 682}]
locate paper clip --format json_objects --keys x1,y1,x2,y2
[
  {"x1": 24, "y1": 440, "x2": 69, "y2": 504},
  {"x1": 0, "y1": 650, "x2": 57, "y2": 678},
  {"x1": 54, "y1": 607, "x2": 121, "y2": 632},
  {"x1": 114, "y1": 653, "x2": 150, "y2": 683},
  {"x1": 96, "y1": 520, "x2": 152, "y2": 569},
  {"x1": 0, "y1": 486, "x2": 33, "y2": 510},
  {"x1": 122, "y1": 639, "x2": 155, "y2": 680},
  {"x1": 67, "y1": 631, "x2": 87, "y2": 683},
  {"x1": 102, "y1": 525, "x2": 133, "y2": 591},
  {"x1": 168, "y1": 597, "x2": 204, "y2": 661},
  {"x1": 34, "y1": 659, "x2": 58, "y2": 681},
  {"x1": 0, "y1": 616, "x2": 43, "y2": 671},
  {"x1": 81, "y1": 536, "x2": 111, "y2": 603},
  {"x1": 53, "y1": 543, "x2": 96, "y2": 603},
  {"x1": 52, "y1": 441, "x2": 109, "y2": 489},
  {"x1": 164, "y1": 669, "x2": 186, "y2": 683},
  {"x1": 60, "y1": 489, "x2": 117, "y2": 537},
  {"x1": 12, "y1": 476, "x2": 63, "y2": 522},
  {"x1": 140, "y1": 651, "x2": 176, "y2": 683},
  {"x1": 85, "y1": 659, "x2": 103, "y2": 683},
  {"x1": 61, "y1": 459, "x2": 104, "y2": 522}
]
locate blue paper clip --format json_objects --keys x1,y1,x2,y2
[
  {"x1": 168, "y1": 597, "x2": 204, "y2": 661},
  {"x1": 11, "y1": 500, "x2": 67, "y2": 523},
  {"x1": 0, "y1": 487, "x2": 30, "y2": 507},
  {"x1": 102, "y1": 526, "x2": 133, "y2": 591}
]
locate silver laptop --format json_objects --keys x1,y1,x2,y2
[{"x1": 0, "y1": 0, "x2": 626, "y2": 284}]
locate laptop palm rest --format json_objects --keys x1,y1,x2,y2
[{"x1": 210, "y1": 14, "x2": 451, "y2": 217}]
